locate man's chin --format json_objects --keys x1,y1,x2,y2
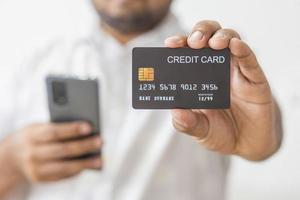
[
  {"x1": 111, "y1": 0, "x2": 141, "y2": 5},
  {"x1": 108, "y1": 0, "x2": 144, "y2": 13},
  {"x1": 96, "y1": 0, "x2": 172, "y2": 34},
  {"x1": 99, "y1": 12, "x2": 155, "y2": 34}
]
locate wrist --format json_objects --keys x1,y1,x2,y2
[
  {"x1": 237, "y1": 102, "x2": 282, "y2": 161},
  {"x1": 1, "y1": 135, "x2": 27, "y2": 183}
]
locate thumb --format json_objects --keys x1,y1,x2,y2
[{"x1": 171, "y1": 109, "x2": 209, "y2": 140}]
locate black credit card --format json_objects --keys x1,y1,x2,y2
[{"x1": 132, "y1": 47, "x2": 230, "y2": 109}]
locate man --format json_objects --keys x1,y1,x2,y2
[{"x1": 0, "y1": 0, "x2": 282, "y2": 199}]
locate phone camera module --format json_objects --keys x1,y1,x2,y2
[{"x1": 52, "y1": 81, "x2": 68, "y2": 105}]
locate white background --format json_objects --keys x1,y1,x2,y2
[{"x1": 0, "y1": 0, "x2": 299, "y2": 199}]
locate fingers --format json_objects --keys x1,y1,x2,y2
[
  {"x1": 29, "y1": 122, "x2": 93, "y2": 143},
  {"x1": 19, "y1": 123, "x2": 103, "y2": 183},
  {"x1": 164, "y1": 35, "x2": 187, "y2": 48},
  {"x1": 209, "y1": 28, "x2": 240, "y2": 50},
  {"x1": 187, "y1": 20, "x2": 222, "y2": 49},
  {"x1": 171, "y1": 109, "x2": 209, "y2": 139},
  {"x1": 229, "y1": 38, "x2": 267, "y2": 84},
  {"x1": 34, "y1": 136, "x2": 102, "y2": 161},
  {"x1": 29, "y1": 157, "x2": 102, "y2": 182},
  {"x1": 166, "y1": 21, "x2": 240, "y2": 51}
]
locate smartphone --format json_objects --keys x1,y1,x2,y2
[{"x1": 46, "y1": 75, "x2": 100, "y2": 159}]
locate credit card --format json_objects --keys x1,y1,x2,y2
[{"x1": 132, "y1": 47, "x2": 230, "y2": 109}]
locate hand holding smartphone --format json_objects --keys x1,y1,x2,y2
[{"x1": 46, "y1": 75, "x2": 101, "y2": 160}]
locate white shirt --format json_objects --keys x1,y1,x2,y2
[{"x1": 0, "y1": 13, "x2": 229, "y2": 200}]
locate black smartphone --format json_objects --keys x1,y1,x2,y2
[{"x1": 46, "y1": 75, "x2": 100, "y2": 159}]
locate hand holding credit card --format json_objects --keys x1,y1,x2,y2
[
  {"x1": 132, "y1": 48, "x2": 230, "y2": 109},
  {"x1": 130, "y1": 19, "x2": 281, "y2": 161}
]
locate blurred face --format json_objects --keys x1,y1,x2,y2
[{"x1": 93, "y1": 0, "x2": 172, "y2": 33}]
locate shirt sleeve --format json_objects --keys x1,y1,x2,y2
[{"x1": 0, "y1": 68, "x2": 19, "y2": 140}]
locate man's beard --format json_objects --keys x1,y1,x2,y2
[{"x1": 97, "y1": 3, "x2": 171, "y2": 34}]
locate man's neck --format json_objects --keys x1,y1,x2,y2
[{"x1": 101, "y1": 22, "x2": 143, "y2": 44}]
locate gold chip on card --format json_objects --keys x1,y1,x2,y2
[{"x1": 138, "y1": 67, "x2": 154, "y2": 81}]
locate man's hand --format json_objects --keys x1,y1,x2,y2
[
  {"x1": 10, "y1": 122, "x2": 102, "y2": 182},
  {"x1": 165, "y1": 20, "x2": 283, "y2": 161}
]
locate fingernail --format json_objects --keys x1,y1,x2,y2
[
  {"x1": 94, "y1": 138, "x2": 101, "y2": 146},
  {"x1": 165, "y1": 35, "x2": 184, "y2": 45},
  {"x1": 171, "y1": 110, "x2": 198, "y2": 129},
  {"x1": 189, "y1": 31, "x2": 204, "y2": 42},
  {"x1": 80, "y1": 123, "x2": 91, "y2": 135},
  {"x1": 93, "y1": 159, "x2": 102, "y2": 167},
  {"x1": 213, "y1": 31, "x2": 226, "y2": 39},
  {"x1": 173, "y1": 118, "x2": 188, "y2": 129},
  {"x1": 172, "y1": 110, "x2": 188, "y2": 128}
]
